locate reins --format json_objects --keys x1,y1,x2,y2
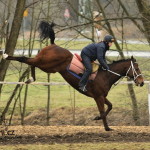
[
  {"x1": 108, "y1": 61, "x2": 142, "y2": 81},
  {"x1": 107, "y1": 70, "x2": 121, "y2": 77}
]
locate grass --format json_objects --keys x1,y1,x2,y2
[
  {"x1": 111, "y1": 43, "x2": 150, "y2": 51},
  {"x1": 0, "y1": 142, "x2": 150, "y2": 150}
]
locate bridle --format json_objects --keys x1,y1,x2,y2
[
  {"x1": 125, "y1": 61, "x2": 142, "y2": 80},
  {"x1": 108, "y1": 61, "x2": 143, "y2": 81}
]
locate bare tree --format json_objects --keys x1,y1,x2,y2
[
  {"x1": 0, "y1": 0, "x2": 26, "y2": 85},
  {"x1": 135, "y1": 0, "x2": 150, "y2": 44}
]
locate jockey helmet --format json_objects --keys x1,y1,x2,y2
[{"x1": 104, "y1": 35, "x2": 115, "y2": 43}]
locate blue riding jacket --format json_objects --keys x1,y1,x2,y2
[{"x1": 81, "y1": 41, "x2": 109, "y2": 70}]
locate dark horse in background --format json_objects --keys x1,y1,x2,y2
[{"x1": 2, "y1": 21, "x2": 144, "y2": 131}]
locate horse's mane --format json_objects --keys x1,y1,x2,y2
[
  {"x1": 98, "y1": 58, "x2": 133, "y2": 70},
  {"x1": 108, "y1": 58, "x2": 134, "y2": 68},
  {"x1": 112, "y1": 58, "x2": 131, "y2": 64}
]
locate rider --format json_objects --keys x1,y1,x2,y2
[{"x1": 79, "y1": 35, "x2": 115, "y2": 92}]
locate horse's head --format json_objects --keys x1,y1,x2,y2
[{"x1": 125, "y1": 56, "x2": 144, "y2": 87}]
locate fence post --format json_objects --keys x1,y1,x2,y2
[
  {"x1": 148, "y1": 83, "x2": 150, "y2": 125},
  {"x1": 73, "y1": 89, "x2": 76, "y2": 125}
]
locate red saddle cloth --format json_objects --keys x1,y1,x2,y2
[{"x1": 69, "y1": 54, "x2": 98, "y2": 80}]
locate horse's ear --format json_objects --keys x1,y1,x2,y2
[{"x1": 131, "y1": 56, "x2": 136, "y2": 62}]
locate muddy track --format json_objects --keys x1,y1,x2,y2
[{"x1": 0, "y1": 126, "x2": 149, "y2": 144}]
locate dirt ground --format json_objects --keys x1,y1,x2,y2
[
  {"x1": 0, "y1": 126, "x2": 149, "y2": 145},
  {"x1": 1, "y1": 107, "x2": 149, "y2": 145},
  {"x1": 22, "y1": 107, "x2": 148, "y2": 126}
]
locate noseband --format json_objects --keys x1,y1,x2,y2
[{"x1": 108, "y1": 61, "x2": 142, "y2": 81}]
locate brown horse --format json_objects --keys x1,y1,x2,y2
[{"x1": 2, "y1": 21, "x2": 144, "y2": 131}]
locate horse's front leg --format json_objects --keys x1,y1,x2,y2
[
  {"x1": 94, "y1": 96, "x2": 113, "y2": 131},
  {"x1": 25, "y1": 66, "x2": 36, "y2": 84},
  {"x1": 105, "y1": 98, "x2": 112, "y2": 116},
  {"x1": 94, "y1": 98, "x2": 112, "y2": 120}
]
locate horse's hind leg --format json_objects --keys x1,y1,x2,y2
[
  {"x1": 3, "y1": 54, "x2": 36, "y2": 84},
  {"x1": 3, "y1": 54, "x2": 30, "y2": 63},
  {"x1": 25, "y1": 66, "x2": 36, "y2": 84},
  {"x1": 94, "y1": 96, "x2": 112, "y2": 131}
]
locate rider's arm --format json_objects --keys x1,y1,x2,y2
[{"x1": 97, "y1": 47, "x2": 109, "y2": 70}]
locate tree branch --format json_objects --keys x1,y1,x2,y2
[{"x1": 25, "y1": 0, "x2": 40, "y2": 9}]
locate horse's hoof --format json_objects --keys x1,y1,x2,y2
[
  {"x1": 105, "y1": 127, "x2": 113, "y2": 131},
  {"x1": 2, "y1": 53, "x2": 8, "y2": 59},
  {"x1": 93, "y1": 116, "x2": 102, "y2": 120},
  {"x1": 25, "y1": 77, "x2": 34, "y2": 84}
]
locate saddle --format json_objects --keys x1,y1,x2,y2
[{"x1": 69, "y1": 54, "x2": 99, "y2": 80}]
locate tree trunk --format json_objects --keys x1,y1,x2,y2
[
  {"x1": 9, "y1": 84, "x2": 24, "y2": 125},
  {"x1": 47, "y1": 73, "x2": 50, "y2": 125},
  {"x1": 135, "y1": 0, "x2": 150, "y2": 44},
  {"x1": 21, "y1": 83, "x2": 28, "y2": 125},
  {"x1": 0, "y1": 0, "x2": 26, "y2": 85},
  {"x1": 127, "y1": 79, "x2": 140, "y2": 125},
  {"x1": 118, "y1": 0, "x2": 145, "y2": 33}
]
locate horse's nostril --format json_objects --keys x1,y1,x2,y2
[{"x1": 140, "y1": 82, "x2": 144, "y2": 87}]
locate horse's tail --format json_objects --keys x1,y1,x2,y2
[{"x1": 38, "y1": 21, "x2": 55, "y2": 44}]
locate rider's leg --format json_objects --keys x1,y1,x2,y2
[{"x1": 79, "y1": 53, "x2": 92, "y2": 92}]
